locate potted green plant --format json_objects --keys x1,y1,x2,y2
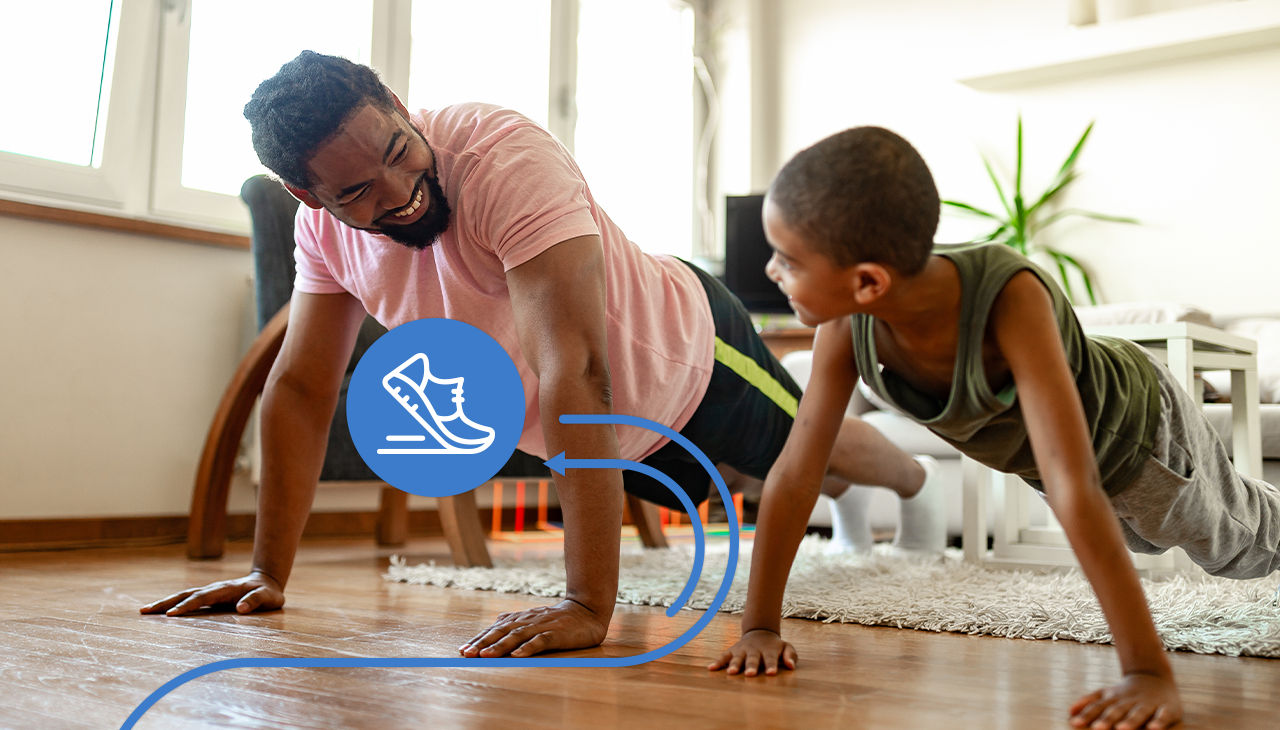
[{"x1": 942, "y1": 117, "x2": 1137, "y2": 305}]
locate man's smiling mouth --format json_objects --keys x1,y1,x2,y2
[{"x1": 382, "y1": 177, "x2": 426, "y2": 224}]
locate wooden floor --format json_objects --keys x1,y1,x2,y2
[{"x1": 3, "y1": 536, "x2": 1277, "y2": 730}]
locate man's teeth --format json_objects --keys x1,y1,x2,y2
[{"x1": 393, "y1": 186, "x2": 424, "y2": 218}]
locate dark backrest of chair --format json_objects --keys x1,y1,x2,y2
[{"x1": 240, "y1": 175, "x2": 382, "y2": 480}]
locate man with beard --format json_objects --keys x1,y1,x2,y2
[{"x1": 141, "y1": 51, "x2": 945, "y2": 658}]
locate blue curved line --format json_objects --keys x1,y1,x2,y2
[
  {"x1": 557, "y1": 459, "x2": 703, "y2": 616},
  {"x1": 120, "y1": 414, "x2": 737, "y2": 730}
]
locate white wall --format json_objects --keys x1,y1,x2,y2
[
  {"x1": 0, "y1": 216, "x2": 262, "y2": 519},
  {"x1": 0, "y1": 217, "x2": 530, "y2": 520},
  {"x1": 768, "y1": 0, "x2": 1280, "y2": 315}
]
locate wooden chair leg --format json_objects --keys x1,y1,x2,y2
[
  {"x1": 626, "y1": 494, "x2": 668, "y2": 549},
  {"x1": 438, "y1": 490, "x2": 492, "y2": 567},
  {"x1": 376, "y1": 486, "x2": 409, "y2": 546}
]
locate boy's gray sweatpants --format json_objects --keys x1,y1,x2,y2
[{"x1": 1109, "y1": 351, "x2": 1280, "y2": 578}]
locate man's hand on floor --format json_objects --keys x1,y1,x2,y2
[
  {"x1": 459, "y1": 598, "x2": 609, "y2": 658},
  {"x1": 139, "y1": 570, "x2": 285, "y2": 616}
]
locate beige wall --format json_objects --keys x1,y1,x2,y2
[
  {"x1": 768, "y1": 0, "x2": 1279, "y2": 315},
  {"x1": 0, "y1": 216, "x2": 528, "y2": 520},
  {"x1": 0, "y1": 216, "x2": 260, "y2": 518}
]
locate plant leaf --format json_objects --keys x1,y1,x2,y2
[
  {"x1": 1026, "y1": 171, "x2": 1079, "y2": 216},
  {"x1": 1043, "y1": 247, "x2": 1098, "y2": 305},
  {"x1": 1050, "y1": 121, "x2": 1095, "y2": 193},
  {"x1": 1015, "y1": 115, "x2": 1024, "y2": 202},
  {"x1": 1039, "y1": 208, "x2": 1140, "y2": 229},
  {"x1": 941, "y1": 199, "x2": 1002, "y2": 220},
  {"x1": 979, "y1": 223, "x2": 1010, "y2": 243},
  {"x1": 981, "y1": 153, "x2": 1013, "y2": 218}
]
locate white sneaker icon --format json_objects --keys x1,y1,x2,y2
[{"x1": 378, "y1": 353, "x2": 497, "y2": 454}]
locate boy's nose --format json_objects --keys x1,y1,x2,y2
[{"x1": 764, "y1": 254, "x2": 781, "y2": 282}]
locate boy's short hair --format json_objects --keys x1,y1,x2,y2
[
  {"x1": 768, "y1": 126, "x2": 939, "y2": 275},
  {"x1": 243, "y1": 51, "x2": 397, "y2": 189}
]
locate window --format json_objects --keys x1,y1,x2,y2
[
  {"x1": 0, "y1": 0, "x2": 117, "y2": 167},
  {"x1": 0, "y1": 0, "x2": 703, "y2": 257},
  {"x1": 407, "y1": 0, "x2": 552, "y2": 129},
  {"x1": 573, "y1": 0, "x2": 695, "y2": 257},
  {"x1": 151, "y1": 0, "x2": 375, "y2": 228}
]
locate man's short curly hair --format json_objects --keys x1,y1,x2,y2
[
  {"x1": 767, "y1": 126, "x2": 939, "y2": 275},
  {"x1": 243, "y1": 51, "x2": 397, "y2": 189}
]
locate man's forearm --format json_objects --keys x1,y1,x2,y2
[
  {"x1": 252, "y1": 377, "x2": 337, "y2": 589},
  {"x1": 539, "y1": 372, "x2": 623, "y2": 617}
]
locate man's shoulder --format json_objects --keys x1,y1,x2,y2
[{"x1": 414, "y1": 103, "x2": 544, "y2": 146}]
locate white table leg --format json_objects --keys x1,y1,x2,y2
[
  {"x1": 1165, "y1": 335, "x2": 1196, "y2": 395},
  {"x1": 1231, "y1": 365, "x2": 1263, "y2": 478},
  {"x1": 962, "y1": 456, "x2": 987, "y2": 564}
]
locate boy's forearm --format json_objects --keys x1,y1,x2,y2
[
  {"x1": 741, "y1": 467, "x2": 825, "y2": 634},
  {"x1": 1049, "y1": 482, "x2": 1172, "y2": 677}
]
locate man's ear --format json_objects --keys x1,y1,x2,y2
[
  {"x1": 850, "y1": 262, "x2": 892, "y2": 305},
  {"x1": 390, "y1": 91, "x2": 412, "y2": 121},
  {"x1": 284, "y1": 183, "x2": 325, "y2": 210}
]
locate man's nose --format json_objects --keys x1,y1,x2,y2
[{"x1": 379, "y1": 172, "x2": 419, "y2": 213}]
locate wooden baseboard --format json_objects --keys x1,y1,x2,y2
[{"x1": 0, "y1": 506, "x2": 563, "y2": 552}]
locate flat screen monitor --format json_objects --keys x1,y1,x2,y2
[{"x1": 723, "y1": 194, "x2": 790, "y2": 313}]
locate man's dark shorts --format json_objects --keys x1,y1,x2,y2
[{"x1": 621, "y1": 262, "x2": 803, "y2": 510}]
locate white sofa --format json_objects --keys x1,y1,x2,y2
[{"x1": 783, "y1": 303, "x2": 1280, "y2": 539}]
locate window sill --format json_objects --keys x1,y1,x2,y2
[{"x1": 0, "y1": 198, "x2": 249, "y2": 250}]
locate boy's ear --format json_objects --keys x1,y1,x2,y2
[
  {"x1": 284, "y1": 183, "x2": 325, "y2": 210},
  {"x1": 850, "y1": 262, "x2": 892, "y2": 305}
]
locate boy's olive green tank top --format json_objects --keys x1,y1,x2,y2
[{"x1": 851, "y1": 243, "x2": 1160, "y2": 494}]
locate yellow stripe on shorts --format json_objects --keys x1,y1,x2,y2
[{"x1": 713, "y1": 336, "x2": 799, "y2": 418}]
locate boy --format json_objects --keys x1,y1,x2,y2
[{"x1": 710, "y1": 126, "x2": 1280, "y2": 730}]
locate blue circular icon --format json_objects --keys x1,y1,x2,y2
[{"x1": 346, "y1": 318, "x2": 525, "y2": 497}]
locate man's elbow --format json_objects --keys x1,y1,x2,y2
[{"x1": 541, "y1": 353, "x2": 614, "y2": 409}]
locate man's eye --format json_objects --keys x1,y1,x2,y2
[{"x1": 393, "y1": 145, "x2": 407, "y2": 164}]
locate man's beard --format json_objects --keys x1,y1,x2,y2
[{"x1": 374, "y1": 170, "x2": 452, "y2": 250}]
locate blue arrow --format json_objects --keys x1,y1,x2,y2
[
  {"x1": 544, "y1": 453, "x2": 705, "y2": 616},
  {"x1": 120, "y1": 413, "x2": 738, "y2": 729}
]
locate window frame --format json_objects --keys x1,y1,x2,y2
[
  {"x1": 0, "y1": 0, "x2": 705, "y2": 251},
  {"x1": 0, "y1": 0, "x2": 157, "y2": 215}
]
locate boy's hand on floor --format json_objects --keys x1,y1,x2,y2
[
  {"x1": 139, "y1": 570, "x2": 285, "y2": 616},
  {"x1": 707, "y1": 628, "x2": 797, "y2": 677},
  {"x1": 459, "y1": 599, "x2": 608, "y2": 658},
  {"x1": 1069, "y1": 672, "x2": 1182, "y2": 730}
]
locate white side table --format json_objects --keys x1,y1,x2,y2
[{"x1": 962, "y1": 322, "x2": 1260, "y2": 573}]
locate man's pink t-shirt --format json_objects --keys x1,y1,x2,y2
[{"x1": 293, "y1": 103, "x2": 714, "y2": 461}]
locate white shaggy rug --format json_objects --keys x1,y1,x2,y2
[{"x1": 385, "y1": 535, "x2": 1280, "y2": 658}]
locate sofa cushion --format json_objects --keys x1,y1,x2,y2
[
  {"x1": 1201, "y1": 403, "x2": 1280, "y2": 460},
  {"x1": 1201, "y1": 316, "x2": 1280, "y2": 404},
  {"x1": 1073, "y1": 301, "x2": 1213, "y2": 327},
  {"x1": 860, "y1": 410, "x2": 959, "y2": 459}
]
